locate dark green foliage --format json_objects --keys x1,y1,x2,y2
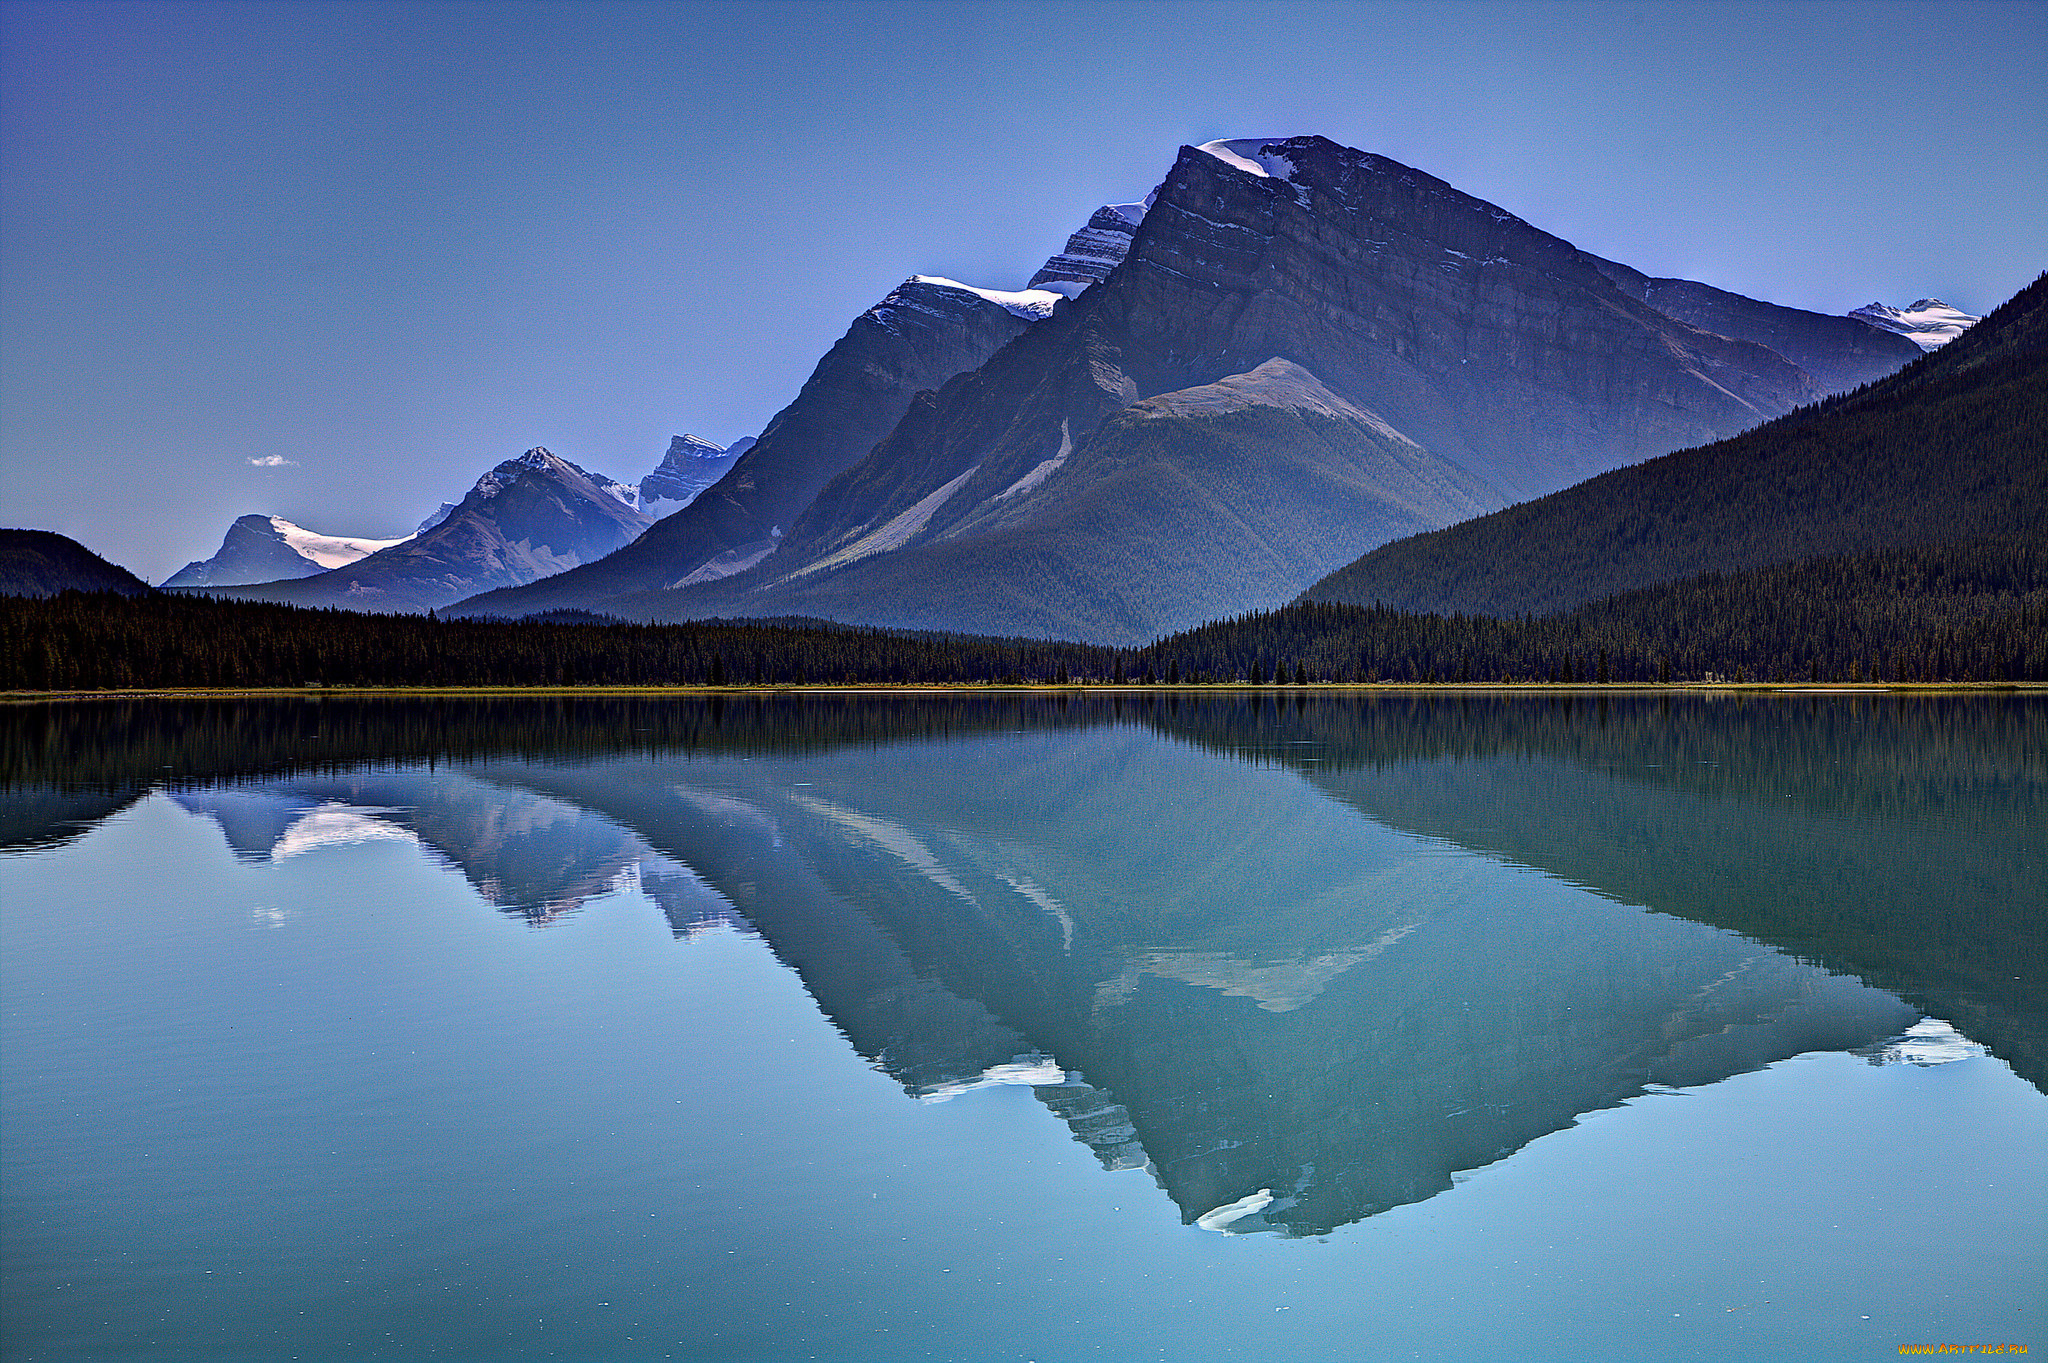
[
  {"x1": 1140, "y1": 535, "x2": 2048, "y2": 684},
  {"x1": 0, "y1": 592, "x2": 1124, "y2": 691},
  {"x1": 1301, "y1": 276, "x2": 2048, "y2": 618}
]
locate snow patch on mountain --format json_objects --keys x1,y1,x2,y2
[
  {"x1": 910, "y1": 276, "x2": 1065, "y2": 320},
  {"x1": 1195, "y1": 138, "x2": 1304, "y2": 182},
  {"x1": 269, "y1": 519, "x2": 413, "y2": 569},
  {"x1": 1848, "y1": 299, "x2": 1979, "y2": 350},
  {"x1": 639, "y1": 433, "x2": 749, "y2": 519}
]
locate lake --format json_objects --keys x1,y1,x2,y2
[{"x1": 3, "y1": 692, "x2": 2043, "y2": 1361}]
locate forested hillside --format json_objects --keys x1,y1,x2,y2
[
  {"x1": 0, "y1": 530, "x2": 153, "y2": 598},
  {"x1": 1300, "y1": 275, "x2": 2046, "y2": 618}
]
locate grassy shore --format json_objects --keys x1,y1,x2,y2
[{"x1": 7, "y1": 680, "x2": 2042, "y2": 703}]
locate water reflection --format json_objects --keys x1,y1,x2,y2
[
  {"x1": 165, "y1": 774, "x2": 736, "y2": 928},
  {"x1": 3, "y1": 693, "x2": 2040, "y2": 1241}
]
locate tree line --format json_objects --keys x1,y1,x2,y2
[{"x1": 5, "y1": 526, "x2": 2042, "y2": 693}]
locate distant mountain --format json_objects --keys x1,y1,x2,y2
[
  {"x1": 196, "y1": 448, "x2": 653, "y2": 614},
  {"x1": 1589, "y1": 256, "x2": 1925, "y2": 391},
  {"x1": 637, "y1": 434, "x2": 753, "y2": 518},
  {"x1": 162, "y1": 515, "x2": 414, "y2": 589},
  {"x1": 484, "y1": 134, "x2": 1924, "y2": 644},
  {"x1": 451, "y1": 269, "x2": 1072, "y2": 620},
  {"x1": 1850, "y1": 299, "x2": 1980, "y2": 350},
  {"x1": 1027, "y1": 201, "x2": 1148, "y2": 291},
  {"x1": 1299, "y1": 275, "x2": 2045, "y2": 619},
  {"x1": 0, "y1": 529, "x2": 152, "y2": 597}
]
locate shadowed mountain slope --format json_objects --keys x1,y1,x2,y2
[
  {"x1": 453, "y1": 277, "x2": 1051, "y2": 619},
  {"x1": 0, "y1": 529, "x2": 153, "y2": 597},
  {"x1": 1301, "y1": 275, "x2": 2047, "y2": 619}
]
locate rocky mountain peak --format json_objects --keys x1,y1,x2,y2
[
  {"x1": 470, "y1": 447, "x2": 635, "y2": 510},
  {"x1": 667, "y1": 434, "x2": 727, "y2": 461},
  {"x1": 639, "y1": 434, "x2": 750, "y2": 516},
  {"x1": 1028, "y1": 202, "x2": 1150, "y2": 293}
]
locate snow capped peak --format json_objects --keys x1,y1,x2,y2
[
  {"x1": 416, "y1": 502, "x2": 459, "y2": 535},
  {"x1": 1195, "y1": 138, "x2": 1306, "y2": 183},
  {"x1": 1848, "y1": 298, "x2": 1980, "y2": 350},
  {"x1": 909, "y1": 276, "x2": 1064, "y2": 320}
]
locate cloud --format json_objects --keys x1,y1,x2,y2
[{"x1": 248, "y1": 455, "x2": 297, "y2": 466}]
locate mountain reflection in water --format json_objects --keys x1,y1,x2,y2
[{"x1": 4, "y1": 692, "x2": 2039, "y2": 1240}]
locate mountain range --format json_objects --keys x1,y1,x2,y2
[
  {"x1": 187, "y1": 447, "x2": 656, "y2": 614},
  {"x1": 168, "y1": 435, "x2": 744, "y2": 613},
  {"x1": 8, "y1": 132, "x2": 2010, "y2": 651},
  {"x1": 453, "y1": 135, "x2": 1940, "y2": 641}
]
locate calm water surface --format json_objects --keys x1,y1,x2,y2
[{"x1": 3, "y1": 693, "x2": 2043, "y2": 1362}]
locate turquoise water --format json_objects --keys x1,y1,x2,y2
[{"x1": 3, "y1": 694, "x2": 2043, "y2": 1360}]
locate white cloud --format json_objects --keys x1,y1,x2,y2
[{"x1": 248, "y1": 455, "x2": 297, "y2": 466}]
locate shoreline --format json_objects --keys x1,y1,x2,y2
[{"x1": 6, "y1": 681, "x2": 2042, "y2": 703}]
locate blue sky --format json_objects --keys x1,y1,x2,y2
[{"x1": 4, "y1": 0, "x2": 2044, "y2": 581}]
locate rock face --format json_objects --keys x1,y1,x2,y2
[
  {"x1": 207, "y1": 448, "x2": 652, "y2": 614},
  {"x1": 538, "y1": 135, "x2": 1884, "y2": 643},
  {"x1": 162, "y1": 515, "x2": 413, "y2": 589},
  {"x1": 1028, "y1": 202, "x2": 1146, "y2": 291},
  {"x1": 450, "y1": 276, "x2": 1050, "y2": 619},
  {"x1": 637, "y1": 435, "x2": 752, "y2": 519}
]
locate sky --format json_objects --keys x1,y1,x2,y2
[{"x1": 3, "y1": 0, "x2": 2043, "y2": 582}]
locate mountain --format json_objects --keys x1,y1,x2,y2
[
  {"x1": 194, "y1": 448, "x2": 652, "y2": 614},
  {"x1": 476, "y1": 135, "x2": 1926, "y2": 643},
  {"x1": 1850, "y1": 298, "x2": 1980, "y2": 350},
  {"x1": 637, "y1": 434, "x2": 753, "y2": 518},
  {"x1": 451, "y1": 272, "x2": 1069, "y2": 619},
  {"x1": 0, "y1": 529, "x2": 152, "y2": 597},
  {"x1": 161, "y1": 515, "x2": 414, "y2": 589},
  {"x1": 1299, "y1": 274, "x2": 2045, "y2": 620}
]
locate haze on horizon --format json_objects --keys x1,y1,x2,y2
[{"x1": 3, "y1": 0, "x2": 2043, "y2": 583}]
